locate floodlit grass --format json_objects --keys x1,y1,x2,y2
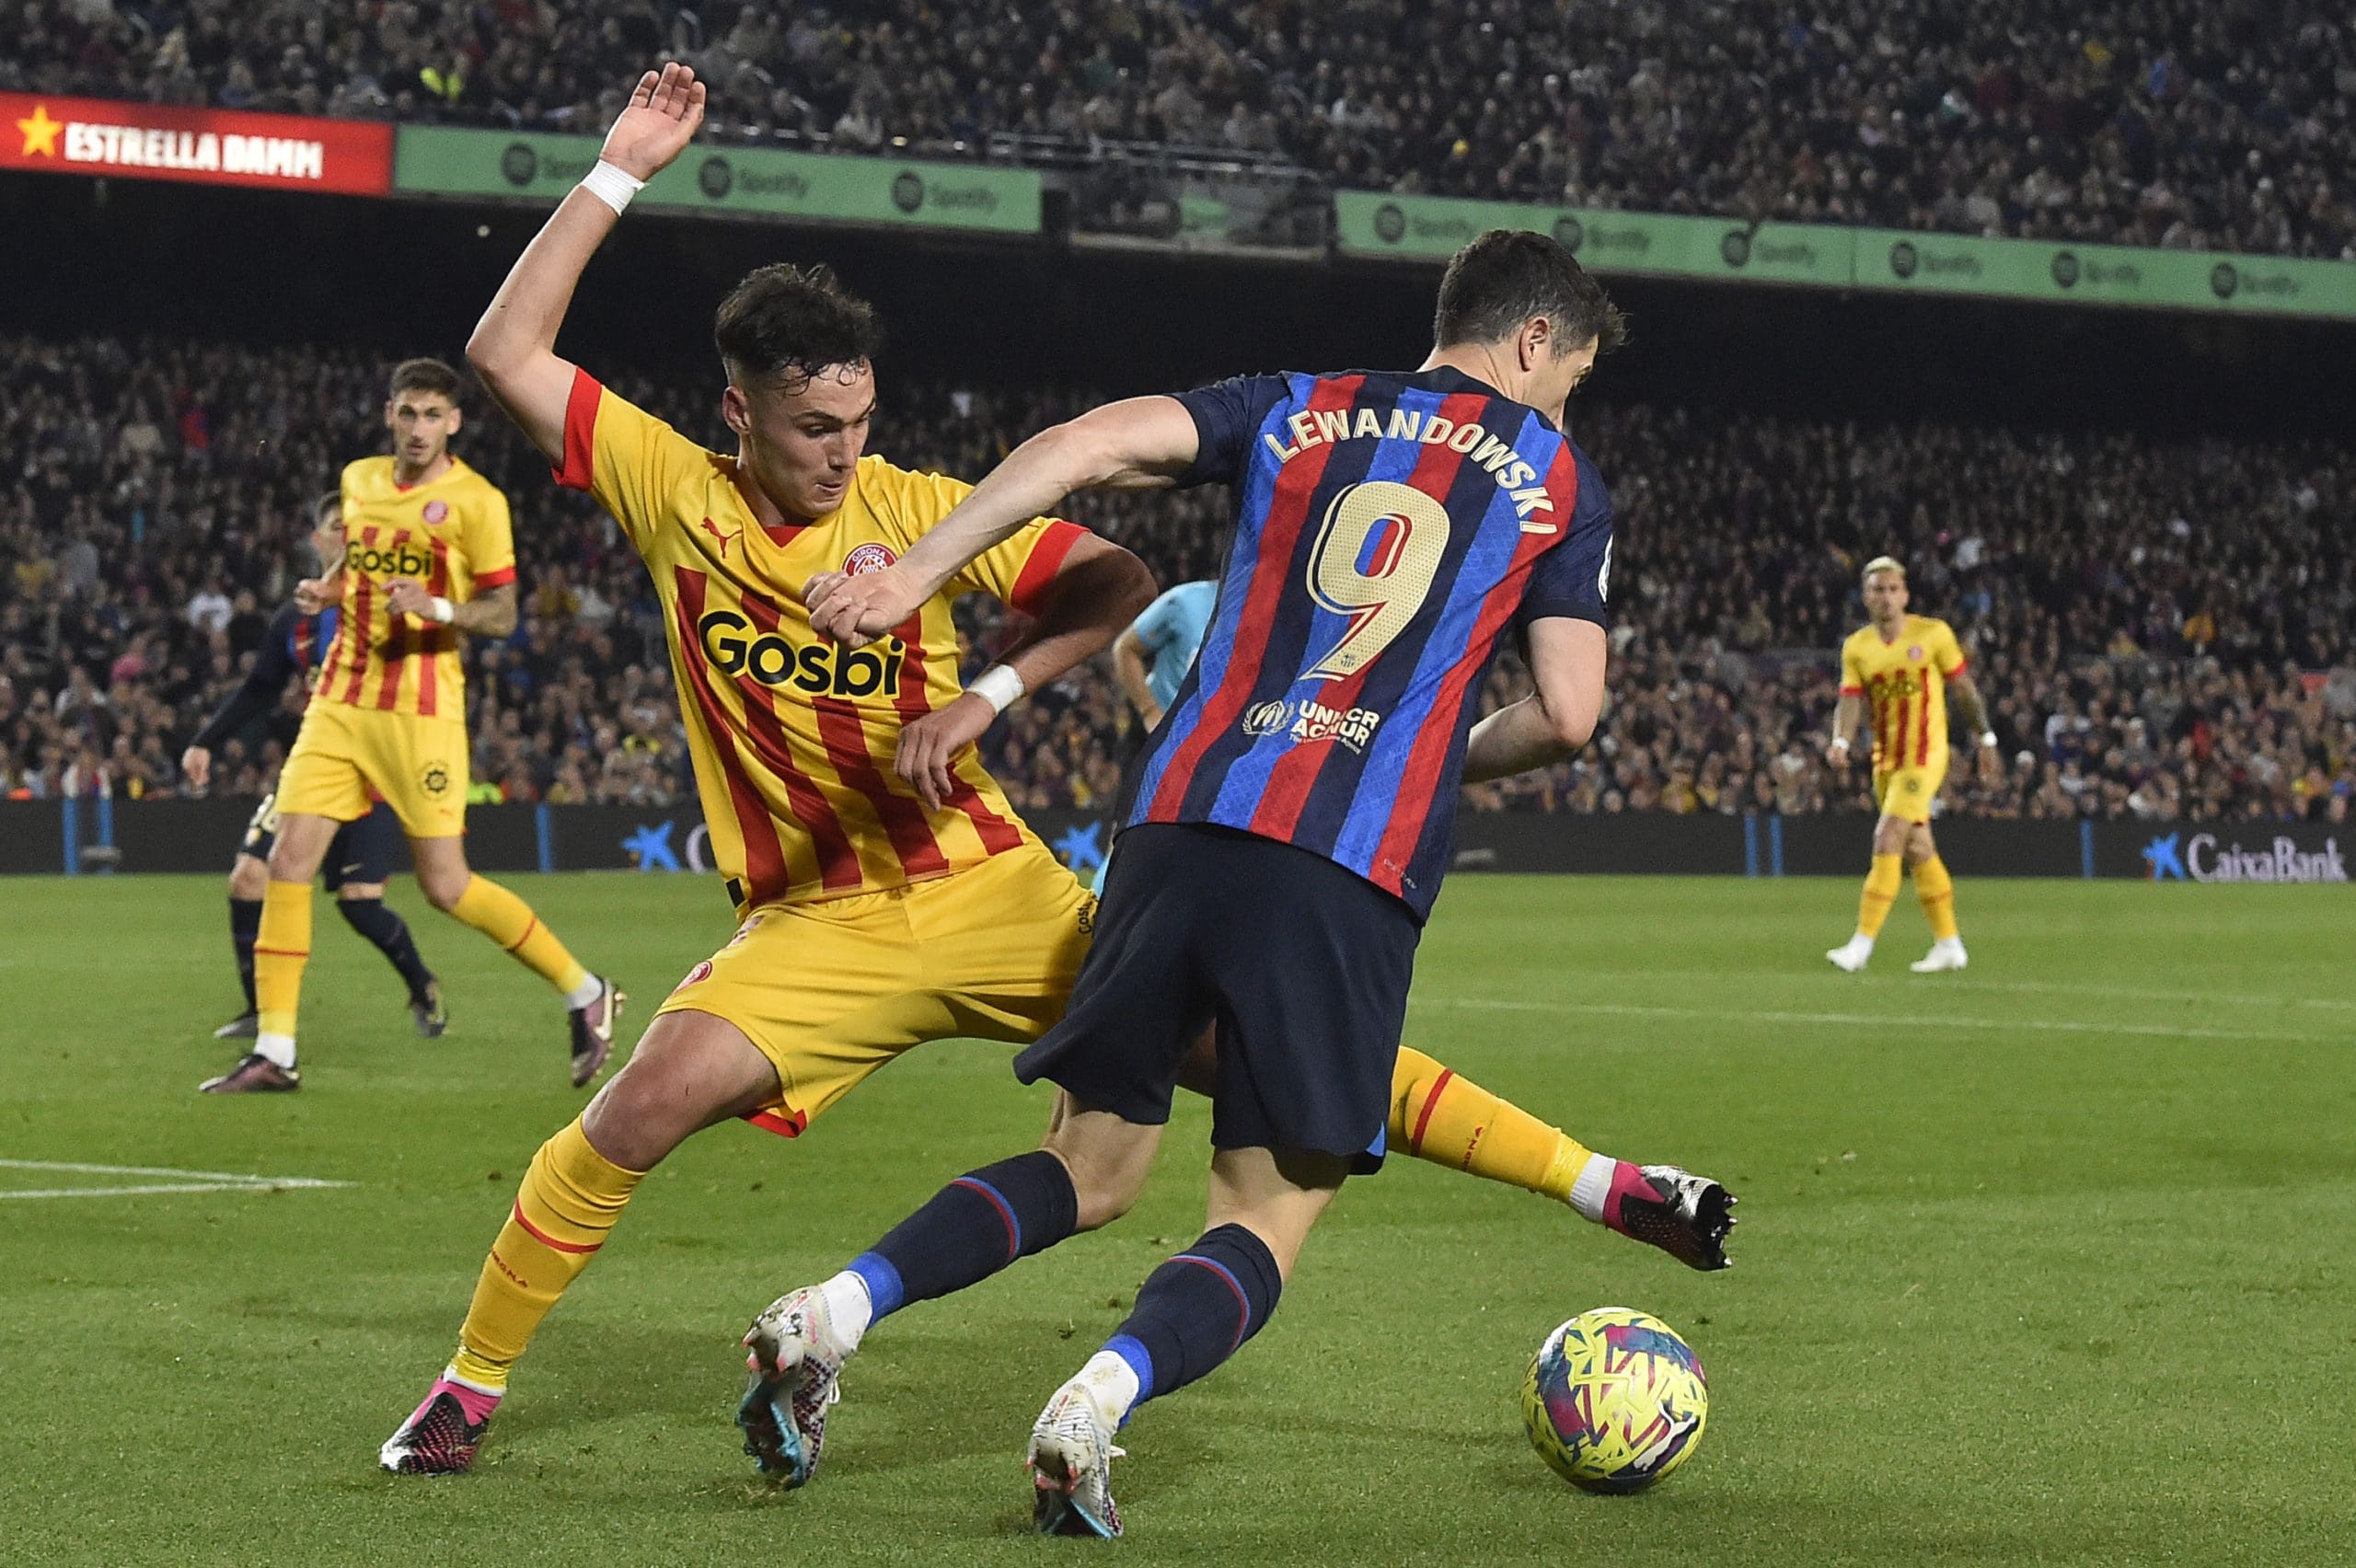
[{"x1": 4, "y1": 871, "x2": 2350, "y2": 1565}]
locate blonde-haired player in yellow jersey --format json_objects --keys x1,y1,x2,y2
[
  {"x1": 199, "y1": 359, "x2": 624, "y2": 1094},
  {"x1": 378, "y1": 63, "x2": 1729, "y2": 1478},
  {"x1": 1823, "y1": 556, "x2": 2002, "y2": 973}
]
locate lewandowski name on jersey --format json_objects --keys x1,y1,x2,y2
[{"x1": 1122, "y1": 365, "x2": 1615, "y2": 918}]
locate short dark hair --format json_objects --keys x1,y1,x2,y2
[
  {"x1": 1433, "y1": 229, "x2": 1628, "y2": 356},
  {"x1": 310, "y1": 490, "x2": 341, "y2": 527},
  {"x1": 388, "y1": 357, "x2": 463, "y2": 403},
  {"x1": 714, "y1": 263, "x2": 882, "y2": 392}
]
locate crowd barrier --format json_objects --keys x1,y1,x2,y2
[{"x1": 2, "y1": 801, "x2": 2343, "y2": 887}]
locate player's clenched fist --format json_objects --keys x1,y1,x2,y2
[
  {"x1": 601, "y1": 62, "x2": 706, "y2": 181},
  {"x1": 805, "y1": 566, "x2": 922, "y2": 648},
  {"x1": 894, "y1": 694, "x2": 997, "y2": 812}
]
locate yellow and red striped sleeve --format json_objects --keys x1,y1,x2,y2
[
  {"x1": 1839, "y1": 635, "x2": 1866, "y2": 698},
  {"x1": 1932, "y1": 619, "x2": 1968, "y2": 678},
  {"x1": 891, "y1": 467, "x2": 1088, "y2": 615},
  {"x1": 551, "y1": 367, "x2": 710, "y2": 553},
  {"x1": 462, "y1": 484, "x2": 517, "y2": 593}
]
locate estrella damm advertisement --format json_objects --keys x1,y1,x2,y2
[
  {"x1": 393, "y1": 125, "x2": 1041, "y2": 234},
  {"x1": 4, "y1": 91, "x2": 393, "y2": 195}
]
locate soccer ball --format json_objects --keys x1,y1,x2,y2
[{"x1": 1521, "y1": 1308, "x2": 1709, "y2": 1493}]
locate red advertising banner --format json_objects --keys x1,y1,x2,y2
[{"x1": 3, "y1": 93, "x2": 392, "y2": 195}]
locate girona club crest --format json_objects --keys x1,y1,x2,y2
[
  {"x1": 843, "y1": 542, "x2": 898, "y2": 576},
  {"x1": 1906, "y1": 644, "x2": 1926, "y2": 662},
  {"x1": 422, "y1": 499, "x2": 450, "y2": 525}
]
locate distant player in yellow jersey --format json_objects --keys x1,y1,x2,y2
[
  {"x1": 200, "y1": 359, "x2": 624, "y2": 1094},
  {"x1": 1823, "y1": 556, "x2": 2002, "y2": 973},
  {"x1": 379, "y1": 64, "x2": 1730, "y2": 1478}
]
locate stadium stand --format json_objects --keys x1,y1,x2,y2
[
  {"x1": 2, "y1": 332, "x2": 2348, "y2": 823},
  {"x1": 5, "y1": 1, "x2": 2352, "y2": 258}
]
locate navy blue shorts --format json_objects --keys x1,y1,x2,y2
[
  {"x1": 1014, "y1": 823, "x2": 1420, "y2": 1165},
  {"x1": 240, "y1": 794, "x2": 401, "y2": 892}
]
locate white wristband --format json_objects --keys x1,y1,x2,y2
[
  {"x1": 968, "y1": 664, "x2": 1026, "y2": 716},
  {"x1": 579, "y1": 160, "x2": 645, "y2": 214},
  {"x1": 1979, "y1": 731, "x2": 1998, "y2": 747},
  {"x1": 1828, "y1": 736, "x2": 1849, "y2": 754},
  {"x1": 425, "y1": 596, "x2": 456, "y2": 625}
]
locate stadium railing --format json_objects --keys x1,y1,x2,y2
[{"x1": 6, "y1": 799, "x2": 2346, "y2": 886}]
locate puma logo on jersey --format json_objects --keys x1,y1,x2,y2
[{"x1": 699, "y1": 517, "x2": 741, "y2": 559}]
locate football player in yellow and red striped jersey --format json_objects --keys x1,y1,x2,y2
[
  {"x1": 1823, "y1": 556, "x2": 2004, "y2": 973},
  {"x1": 202, "y1": 358, "x2": 623, "y2": 1096},
  {"x1": 379, "y1": 64, "x2": 1730, "y2": 1481}
]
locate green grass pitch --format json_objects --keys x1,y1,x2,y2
[{"x1": 3, "y1": 870, "x2": 2351, "y2": 1565}]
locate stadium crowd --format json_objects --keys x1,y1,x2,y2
[
  {"x1": 7, "y1": 1, "x2": 2354, "y2": 259},
  {"x1": 1, "y1": 331, "x2": 2350, "y2": 825}
]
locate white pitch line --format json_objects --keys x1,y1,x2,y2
[
  {"x1": 1497, "y1": 968, "x2": 2356, "y2": 1014},
  {"x1": 1416, "y1": 996, "x2": 2341, "y2": 1045},
  {"x1": 0, "y1": 1158, "x2": 349, "y2": 1183},
  {"x1": 0, "y1": 1159, "x2": 353, "y2": 1200},
  {"x1": 0, "y1": 1182, "x2": 349, "y2": 1201}
]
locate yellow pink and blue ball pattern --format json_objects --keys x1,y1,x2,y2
[{"x1": 1520, "y1": 1307, "x2": 1709, "y2": 1493}]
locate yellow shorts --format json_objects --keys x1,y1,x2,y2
[
  {"x1": 657, "y1": 841, "x2": 1097, "y2": 1136},
  {"x1": 274, "y1": 700, "x2": 468, "y2": 838},
  {"x1": 1873, "y1": 755, "x2": 1948, "y2": 824}
]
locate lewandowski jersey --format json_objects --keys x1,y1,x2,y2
[
  {"x1": 1839, "y1": 615, "x2": 1968, "y2": 771},
  {"x1": 1123, "y1": 366, "x2": 1614, "y2": 918},
  {"x1": 553, "y1": 370, "x2": 1084, "y2": 908},
  {"x1": 317, "y1": 455, "x2": 515, "y2": 719}
]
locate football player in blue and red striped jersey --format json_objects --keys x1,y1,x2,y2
[{"x1": 780, "y1": 227, "x2": 1732, "y2": 1536}]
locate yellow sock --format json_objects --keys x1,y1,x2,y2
[
  {"x1": 253, "y1": 880, "x2": 313, "y2": 1039},
  {"x1": 448, "y1": 874, "x2": 590, "y2": 996},
  {"x1": 1857, "y1": 853, "x2": 1903, "y2": 939},
  {"x1": 1389, "y1": 1045, "x2": 1594, "y2": 1202},
  {"x1": 1914, "y1": 855, "x2": 1960, "y2": 940},
  {"x1": 450, "y1": 1119, "x2": 646, "y2": 1389}
]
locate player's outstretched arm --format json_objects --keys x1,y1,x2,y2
[
  {"x1": 1948, "y1": 672, "x2": 2003, "y2": 784},
  {"x1": 892, "y1": 535, "x2": 1157, "y2": 811},
  {"x1": 1112, "y1": 627, "x2": 1163, "y2": 728},
  {"x1": 808, "y1": 396, "x2": 1199, "y2": 646},
  {"x1": 1826, "y1": 691, "x2": 1863, "y2": 768},
  {"x1": 467, "y1": 63, "x2": 706, "y2": 462},
  {"x1": 1462, "y1": 618, "x2": 1606, "y2": 783},
  {"x1": 386, "y1": 579, "x2": 517, "y2": 638}
]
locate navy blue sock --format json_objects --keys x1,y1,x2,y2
[
  {"x1": 846, "y1": 1151, "x2": 1079, "y2": 1322},
  {"x1": 1102, "y1": 1223, "x2": 1282, "y2": 1407},
  {"x1": 338, "y1": 897, "x2": 434, "y2": 999},
  {"x1": 228, "y1": 896, "x2": 261, "y2": 1012}
]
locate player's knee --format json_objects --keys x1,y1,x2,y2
[
  {"x1": 1048, "y1": 1142, "x2": 1152, "y2": 1232},
  {"x1": 580, "y1": 1063, "x2": 692, "y2": 1172},
  {"x1": 228, "y1": 859, "x2": 266, "y2": 901},
  {"x1": 416, "y1": 867, "x2": 469, "y2": 912},
  {"x1": 265, "y1": 836, "x2": 318, "y2": 883}
]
